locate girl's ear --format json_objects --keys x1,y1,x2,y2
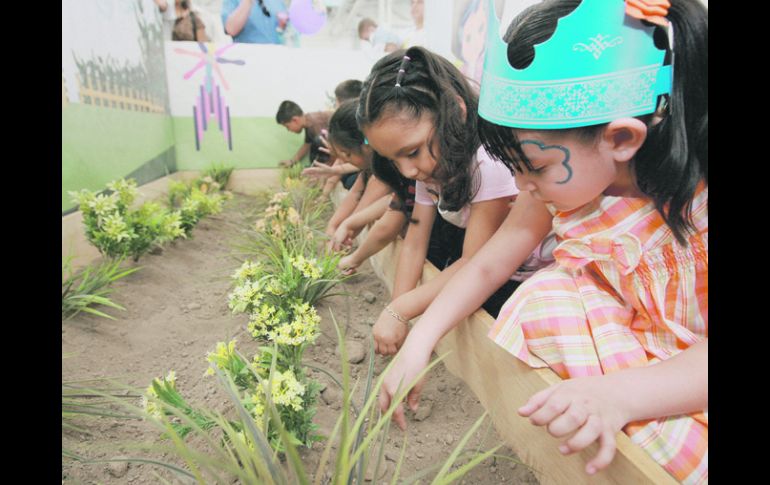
[{"x1": 602, "y1": 118, "x2": 648, "y2": 163}]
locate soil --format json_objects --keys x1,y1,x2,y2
[{"x1": 62, "y1": 193, "x2": 540, "y2": 484}]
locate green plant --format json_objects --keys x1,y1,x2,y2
[
  {"x1": 62, "y1": 359, "x2": 140, "y2": 460},
  {"x1": 201, "y1": 162, "x2": 234, "y2": 189},
  {"x1": 178, "y1": 187, "x2": 228, "y2": 236},
  {"x1": 62, "y1": 256, "x2": 140, "y2": 320},
  {"x1": 86, "y1": 312, "x2": 510, "y2": 484},
  {"x1": 70, "y1": 178, "x2": 185, "y2": 261},
  {"x1": 167, "y1": 179, "x2": 191, "y2": 207}
]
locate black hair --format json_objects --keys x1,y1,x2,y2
[
  {"x1": 478, "y1": 0, "x2": 707, "y2": 244},
  {"x1": 328, "y1": 100, "x2": 365, "y2": 153},
  {"x1": 329, "y1": 100, "x2": 415, "y2": 216},
  {"x1": 334, "y1": 79, "x2": 364, "y2": 104},
  {"x1": 357, "y1": 45, "x2": 481, "y2": 213},
  {"x1": 275, "y1": 100, "x2": 303, "y2": 124}
]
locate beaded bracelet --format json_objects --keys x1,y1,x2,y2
[{"x1": 384, "y1": 305, "x2": 409, "y2": 324}]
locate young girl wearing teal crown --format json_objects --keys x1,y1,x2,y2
[{"x1": 377, "y1": 0, "x2": 707, "y2": 482}]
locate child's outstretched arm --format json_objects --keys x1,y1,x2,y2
[
  {"x1": 331, "y1": 195, "x2": 392, "y2": 251},
  {"x1": 326, "y1": 173, "x2": 365, "y2": 237},
  {"x1": 377, "y1": 192, "x2": 553, "y2": 429},
  {"x1": 374, "y1": 195, "x2": 512, "y2": 355},
  {"x1": 280, "y1": 142, "x2": 310, "y2": 167},
  {"x1": 339, "y1": 207, "x2": 408, "y2": 274},
  {"x1": 351, "y1": 176, "x2": 391, "y2": 216},
  {"x1": 303, "y1": 160, "x2": 360, "y2": 179},
  {"x1": 520, "y1": 339, "x2": 708, "y2": 475}
]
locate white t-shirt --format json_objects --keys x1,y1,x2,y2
[{"x1": 414, "y1": 145, "x2": 517, "y2": 229}]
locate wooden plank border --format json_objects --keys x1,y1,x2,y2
[{"x1": 331, "y1": 185, "x2": 678, "y2": 485}]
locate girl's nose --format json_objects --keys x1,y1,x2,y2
[{"x1": 398, "y1": 160, "x2": 420, "y2": 180}]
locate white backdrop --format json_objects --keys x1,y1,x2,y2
[{"x1": 164, "y1": 41, "x2": 376, "y2": 117}]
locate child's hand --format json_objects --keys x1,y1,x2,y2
[
  {"x1": 278, "y1": 159, "x2": 294, "y2": 167},
  {"x1": 518, "y1": 376, "x2": 630, "y2": 475},
  {"x1": 302, "y1": 160, "x2": 336, "y2": 179},
  {"x1": 330, "y1": 224, "x2": 354, "y2": 252},
  {"x1": 338, "y1": 254, "x2": 360, "y2": 275},
  {"x1": 318, "y1": 133, "x2": 337, "y2": 159},
  {"x1": 373, "y1": 308, "x2": 409, "y2": 356},
  {"x1": 378, "y1": 339, "x2": 431, "y2": 431}
]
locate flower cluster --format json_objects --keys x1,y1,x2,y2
[
  {"x1": 247, "y1": 303, "x2": 286, "y2": 340},
  {"x1": 232, "y1": 260, "x2": 262, "y2": 284},
  {"x1": 249, "y1": 367, "x2": 306, "y2": 418},
  {"x1": 290, "y1": 255, "x2": 322, "y2": 279},
  {"x1": 142, "y1": 370, "x2": 178, "y2": 420},
  {"x1": 272, "y1": 301, "x2": 320, "y2": 346},
  {"x1": 228, "y1": 280, "x2": 265, "y2": 315}
]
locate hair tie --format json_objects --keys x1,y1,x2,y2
[
  {"x1": 395, "y1": 55, "x2": 411, "y2": 88},
  {"x1": 625, "y1": 0, "x2": 670, "y2": 27}
]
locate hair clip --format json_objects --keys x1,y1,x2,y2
[
  {"x1": 364, "y1": 137, "x2": 369, "y2": 145},
  {"x1": 625, "y1": 0, "x2": 670, "y2": 27},
  {"x1": 395, "y1": 55, "x2": 411, "y2": 87}
]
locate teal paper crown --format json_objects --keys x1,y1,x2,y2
[{"x1": 478, "y1": 0, "x2": 672, "y2": 129}]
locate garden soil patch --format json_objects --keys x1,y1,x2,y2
[{"x1": 62, "y1": 193, "x2": 540, "y2": 484}]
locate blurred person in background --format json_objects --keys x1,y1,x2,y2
[
  {"x1": 222, "y1": 0, "x2": 288, "y2": 44},
  {"x1": 401, "y1": 0, "x2": 426, "y2": 48}
]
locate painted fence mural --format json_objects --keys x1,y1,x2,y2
[
  {"x1": 164, "y1": 42, "x2": 373, "y2": 170},
  {"x1": 62, "y1": 0, "x2": 174, "y2": 213}
]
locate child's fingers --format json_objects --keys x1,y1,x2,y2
[
  {"x1": 585, "y1": 430, "x2": 617, "y2": 475},
  {"x1": 546, "y1": 403, "x2": 588, "y2": 438},
  {"x1": 392, "y1": 401, "x2": 407, "y2": 430},
  {"x1": 408, "y1": 378, "x2": 426, "y2": 412},
  {"x1": 518, "y1": 385, "x2": 558, "y2": 417},
  {"x1": 378, "y1": 385, "x2": 391, "y2": 414},
  {"x1": 525, "y1": 393, "x2": 569, "y2": 426},
  {"x1": 561, "y1": 414, "x2": 602, "y2": 454}
]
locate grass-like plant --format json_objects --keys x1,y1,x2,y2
[
  {"x1": 77, "y1": 311, "x2": 510, "y2": 484},
  {"x1": 201, "y1": 162, "x2": 234, "y2": 189},
  {"x1": 62, "y1": 256, "x2": 140, "y2": 320}
]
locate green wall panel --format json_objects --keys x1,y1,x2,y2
[
  {"x1": 172, "y1": 117, "x2": 305, "y2": 170},
  {"x1": 62, "y1": 104, "x2": 175, "y2": 212}
]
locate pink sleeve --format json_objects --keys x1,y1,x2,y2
[
  {"x1": 470, "y1": 146, "x2": 519, "y2": 203},
  {"x1": 414, "y1": 180, "x2": 435, "y2": 206}
]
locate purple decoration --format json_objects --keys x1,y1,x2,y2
[
  {"x1": 215, "y1": 86, "x2": 222, "y2": 130},
  {"x1": 226, "y1": 106, "x2": 232, "y2": 151},
  {"x1": 193, "y1": 105, "x2": 200, "y2": 151},
  {"x1": 288, "y1": 0, "x2": 327, "y2": 35},
  {"x1": 201, "y1": 86, "x2": 209, "y2": 130}
]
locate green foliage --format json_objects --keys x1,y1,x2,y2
[
  {"x1": 201, "y1": 162, "x2": 234, "y2": 189},
  {"x1": 70, "y1": 178, "x2": 185, "y2": 261},
  {"x1": 143, "y1": 371, "x2": 217, "y2": 439},
  {"x1": 178, "y1": 187, "x2": 227, "y2": 236},
  {"x1": 110, "y1": 314, "x2": 507, "y2": 483},
  {"x1": 62, "y1": 256, "x2": 140, "y2": 320},
  {"x1": 167, "y1": 179, "x2": 191, "y2": 208}
]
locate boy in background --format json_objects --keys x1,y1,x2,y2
[{"x1": 276, "y1": 100, "x2": 332, "y2": 168}]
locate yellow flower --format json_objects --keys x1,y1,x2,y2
[
  {"x1": 206, "y1": 339, "x2": 238, "y2": 372},
  {"x1": 232, "y1": 260, "x2": 262, "y2": 283},
  {"x1": 286, "y1": 207, "x2": 301, "y2": 226},
  {"x1": 270, "y1": 191, "x2": 289, "y2": 204},
  {"x1": 291, "y1": 255, "x2": 322, "y2": 279},
  {"x1": 273, "y1": 302, "x2": 320, "y2": 346},
  {"x1": 255, "y1": 368, "x2": 305, "y2": 412}
]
